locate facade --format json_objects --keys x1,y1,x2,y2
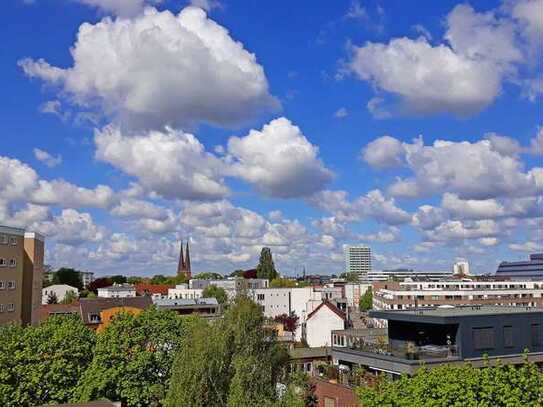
[
  {"x1": 168, "y1": 284, "x2": 203, "y2": 299},
  {"x1": 135, "y1": 283, "x2": 172, "y2": 298},
  {"x1": 97, "y1": 283, "x2": 136, "y2": 298},
  {"x1": 152, "y1": 297, "x2": 219, "y2": 316},
  {"x1": 79, "y1": 297, "x2": 152, "y2": 329},
  {"x1": 364, "y1": 269, "x2": 453, "y2": 282},
  {"x1": 190, "y1": 277, "x2": 269, "y2": 299},
  {"x1": 496, "y1": 254, "x2": 543, "y2": 280},
  {"x1": 0, "y1": 226, "x2": 43, "y2": 326},
  {"x1": 332, "y1": 306, "x2": 543, "y2": 376},
  {"x1": 177, "y1": 241, "x2": 192, "y2": 280},
  {"x1": 305, "y1": 302, "x2": 346, "y2": 348},
  {"x1": 42, "y1": 284, "x2": 79, "y2": 305},
  {"x1": 79, "y1": 271, "x2": 94, "y2": 289},
  {"x1": 372, "y1": 280, "x2": 543, "y2": 311},
  {"x1": 344, "y1": 283, "x2": 372, "y2": 307},
  {"x1": 345, "y1": 245, "x2": 371, "y2": 280}
]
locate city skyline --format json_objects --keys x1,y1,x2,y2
[{"x1": 2, "y1": 0, "x2": 543, "y2": 276}]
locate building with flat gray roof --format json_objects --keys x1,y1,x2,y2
[
  {"x1": 496, "y1": 254, "x2": 543, "y2": 280},
  {"x1": 333, "y1": 306, "x2": 543, "y2": 376}
]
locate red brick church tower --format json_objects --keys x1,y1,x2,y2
[{"x1": 177, "y1": 240, "x2": 192, "y2": 279}]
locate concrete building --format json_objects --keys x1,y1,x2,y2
[
  {"x1": 0, "y1": 226, "x2": 43, "y2": 326},
  {"x1": 453, "y1": 261, "x2": 470, "y2": 276},
  {"x1": 496, "y1": 254, "x2": 543, "y2": 280},
  {"x1": 189, "y1": 278, "x2": 268, "y2": 299},
  {"x1": 152, "y1": 297, "x2": 219, "y2": 317},
  {"x1": 344, "y1": 283, "x2": 372, "y2": 308},
  {"x1": 168, "y1": 284, "x2": 203, "y2": 299},
  {"x1": 79, "y1": 271, "x2": 94, "y2": 289},
  {"x1": 372, "y1": 280, "x2": 543, "y2": 311},
  {"x1": 345, "y1": 246, "x2": 371, "y2": 280},
  {"x1": 305, "y1": 302, "x2": 346, "y2": 348},
  {"x1": 364, "y1": 269, "x2": 453, "y2": 282},
  {"x1": 333, "y1": 306, "x2": 543, "y2": 377},
  {"x1": 42, "y1": 284, "x2": 79, "y2": 304},
  {"x1": 97, "y1": 283, "x2": 136, "y2": 298}
]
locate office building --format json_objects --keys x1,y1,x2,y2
[
  {"x1": 364, "y1": 269, "x2": 452, "y2": 282},
  {"x1": 372, "y1": 280, "x2": 543, "y2": 311},
  {"x1": 332, "y1": 306, "x2": 543, "y2": 377},
  {"x1": 0, "y1": 226, "x2": 43, "y2": 326},
  {"x1": 496, "y1": 254, "x2": 543, "y2": 280},
  {"x1": 345, "y1": 245, "x2": 372, "y2": 280},
  {"x1": 453, "y1": 261, "x2": 470, "y2": 276}
]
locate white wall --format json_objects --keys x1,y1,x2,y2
[
  {"x1": 168, "y1": 286, "x2": 203, "y2": 299},
  {"x1": 306, "y1": 305, "x2": 345, "y2": 348},
  {"x1": 42, "y1": 284, "x2": 79, "y2": 304},
  {"x1": 97, "y1": 288, "x2": 135, "y2": 298}
]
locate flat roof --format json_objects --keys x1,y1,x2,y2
[
  {"x1": 370, "y1": 306, "x2": 543, "y2": 323},
  {"x1": 289, "y1": 347, "x2": 330, "y2": 360}
]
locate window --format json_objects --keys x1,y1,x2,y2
[
  {"x1": 324, "y1": 397, "x2": 336, "y2": 407},
  {"x1": 473, "y1": 327, "x2": 495, "y2": 350},
  {"x1": 89, "y1": 314, "x2": 101, "y2": 323},
  {"x1": 503, "y1": 326, "x2": 514, "y2": 348},
  {"x1": 8, "y1": 259, "x2": 16, "y2": 268},
  {"x1": 257, "y1": 294, "x2": 265, "y2": 301},
  {"x1": 7, "y1": 303, "x2": 14, "y2": 312},
  {"x1": 532, "y1": 324, "x2": 542, "y2": 347},
  {"x1": 0, "y1": 304, "x2": 4, "y2": 313},
  {"x1": 0, "y1": 282, "x2": 4, "y2": 290},
  {"x1": 0, "y1": 258, "x2": 5, "y2": 267},
  {"x1": 9, "y1": 237, "x2": 17, "y2": 246},
  {"x1": 0, "y1": 235, "x2": 7, "y2": 244},
  {"x1": 7, "y1": 281, "x2": 15, "y2": 290}
]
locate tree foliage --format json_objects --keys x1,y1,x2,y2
[
  {"x1": 166, "y1": 297, "x2": 289, "y2": 407},
  {"x1": 274, "y1": 313, "x2": 299, "y2": 333},
  {"x1": 62, "y1": 289, "x2": 78, "y2": 304},
  {"x1": 256, "y1": 247, "x2": 278, "y2": 280},
  {"x1": 270, "y1": 278, "x2": 297, "y2": 288},
  {"x1": 88, "y1": 277, "x2": 113, "y2": 293},
  {"x1": 149, "y1": 274, "x2": 188, "y2": 285},
  {"x1": 109, "y1": 275, "x2": 127, "y2": 284},
  {"x1": 194, "y1": 272, "x2": 223, "y2": 280},
  {"x1": 53, "y1": 267, "x2": 83, "y2": 290},
  {"x1": 0, "y1": 315, "x2": 95, "y2": 406},
  {"x1": 47, "y1": 291, "x2": 58, "y2": 304},
  {"x1": 359, "y1": 287, "x2": 373, "y2": 312},
  {"x1": 358, "y1": 359, "x2": 543, "y2": 406},
  {"x1": 76, "y1": 307, "x2": 191, "y2": 406},
  {"x1": 202, "y1": 285, "x2": 228, "y2": 305}
]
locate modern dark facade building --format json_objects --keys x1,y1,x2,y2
[
  {"x1": 332, "y1": 306, "x2": 543, "y2": 376},
  {"x1": 496, "y1": 254, "x2": 543, "y2": 280}
]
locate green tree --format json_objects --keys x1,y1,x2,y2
[
  {"x1": 150, "y1": 274, "x2": 188, "y2": 285},
  {"x1": 53, "y1": 267, "x2": 83, "y2": 290},
  {"x1": 77, "y1": 307, "x2": 191, "y2": 406},
  {"x1": 127, "y1": 276, "x2": 144, "y2": 284},
  {"x1": 61, "y1": 289, "x2": 78, "y2": 304},
  {"x1": 256, "y1": 247, "x2": 278, "y2": 280},
  {"x1": 202, "y1": 285, "x2": 228, "y2": 305},
  {"x1": 194, "y1": 272, "x2": 223, "y2": 280},
  {"x1": 166, "y1": 297, "x2": 289, "y2": 407},
  {"x1": 339, "y1": 272, "x2": 359, "y2": 282},
  {"x1": 0, "y1": 315, "x2": 95, "y2": 406},
  {"x1": 359, "y1": 287, "x2": 373, "y2": 312},
  {"x1": 47, "y1": 291, "x2": 58, "y2": 304},
  {"x1": 270, "y1": 278, "x2": 297, "y2": 288},
  {"x1": 358, "y1": 359, "x2": 543, "y2": 406},
  {"x1": 230, "y1": 269, "x2": 246, "y2": 278},
  {"x1": 109, "y1": 275, "x2": 128, "y2": 284}
]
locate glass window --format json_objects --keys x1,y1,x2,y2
[
  {"x1": 8, "y1": 259, "x2": 16, "y2": 267},
  {"x1": 0, "y1": 304, "x2": 4, "y2": 313},
  {"x1": 532, "y1": 324, "x2": 542, "y2": 347},
  {"x1": 7, "y1": 304, "x2": 14, "y2": 312},
  {"x1": 0, "y1": 258, "x2": 5, "y2": 267},
  {"x1": 473, "y1": 327, "x2": 495, "y2": 350},
  {"x1": 9, "y1": 237, "x2": 17, "y2": 245},
  {"x1": 7, "y1": 281, "x2": 15, "y2": 290},
  {"x1": 503, "y1": 326, "x2": 514, "y2": 348},
  {"x1": 0, "y1": 235, "x2": 7, "y2": 244}
]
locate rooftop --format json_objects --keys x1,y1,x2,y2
[
  {"x1": 98, "y1": 284, "x2": 136, "y2": 291},
  {"x1": 370, "y1": 306, "x2": 543, "y2": 321}
]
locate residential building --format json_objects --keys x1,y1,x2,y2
[
  {"x1": 39, "y1": 302, "x2": 80, "y2": 322},
  {"x1": 344, "y1": 283, "x2": 372, "y2": 308},
  {"x1": 332, "y1": 306, "x2": 543, "y2": 377},
  {"x1": 305, "y1": 302, "x2": 346, "y2": 348},
  {"x1": 152, "y1": 297, "x2": 219, "y2": 317},
  {"x1": 496, "y1": 254, "x2": 543, "y2": 280},
  {"x1": 189, "y1": 277, "x2": 268, "y2": 299},
  {"x1": 345, "y1": 245, "x2": 371, "y2": 280},
  {"x1": 311, "y1": 378, "x2": 357, "y2": 407},
  {"x1": 289, "y1": 347, "x2": 331, "y2": 376},
  {"x1": 42, "y1": 284, "x2": 79, "y2": 304},
  {"x1": 97, "y1": 283, "x2": 136, "y2": 298},
  {"x1": 135, "y1": 283, "x2": 172, "y2": 298},
  {"x1": 364, "y1": 268, "x2": 453, "y2": 282},
  {"x1": 79, "y1": 271, "x2": 94, "y2": 289},
  {"x1": 168, "y1": 284, "x2": 203, "y2": 299},
  {"x1": 0, "y1": 226, "x2": 43, "y2": 326},
  {"x1": 453, "y1": 261, "x2": 470, "y2": 276},
  {"x1": 79, "y1": 297, "x2": 152, "y2": 330},
  {"x1": 372, "y1": 280, "x2": 543, "y2": 311}
]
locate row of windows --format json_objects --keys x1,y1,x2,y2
[
  {"x1": 0, "y1": 258, "x2": 17, "y2": 268},
  {"x1": 0, "y1": 235, "x2": 17, "y2": 246},
  {"x1": 0, "y1": 303, "x2": 15, "y2": 312},
  {"x1": 0, "y1": 281, "x2": 16, "y2": 290},
  {"x1": 472, "y1": 324, "x2": 543, "y2": 350}
]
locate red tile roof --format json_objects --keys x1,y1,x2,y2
[
  {"x1": 135, "y1": 283, "x2": 173, "y2": 296},
  {"x1": 306, "y1": 301, "x2": 346, "y2": 321}
]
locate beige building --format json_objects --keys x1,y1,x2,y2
[{"x1": 0, "y1": 226, "x2": 44, "y2": 326}]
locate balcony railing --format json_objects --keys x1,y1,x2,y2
[{"x1": 340, "y1": 341, "x2": 457, "y2": 361}]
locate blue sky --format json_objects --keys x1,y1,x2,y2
[{"x1": 2, "y1": 0, "x2": 543, "y2": 277}]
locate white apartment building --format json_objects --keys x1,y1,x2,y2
[
  {"x1": 189, "y1": 278, "x2": 269, "y2": 299},
  {"x1": 97, "y1": 283, "x2": 136, "y2": 298},
  {"x1": 168, "y1": 284, "x2": 203, "y2": 300},
  {"x1": 305, "y1": 302, "x2": 346, "y2": 348},
  {"x1": 79, "y1": 271, "x2": 94, "y2": 288},
  {"x1": 42, "y1": 284, "x2": 79, "y2": 304},
  {"x1": 373, "y1": 280, "x2": 543, "y2": 310},
  {"x1": 453, "y1": 261, "x2": 470, "y2": 276},
  {"x1": 345, "y1": 245, "x2": 372, "y2": 280}
]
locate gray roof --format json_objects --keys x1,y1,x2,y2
[
  {"x1": 370, "y1": 306, "x2": 543, "y2": 323},
  {"x1": 152, "y1": 297, "x2": 218, "y2": 307},
  {"x1": 98, "y1": 284, "x2": 135, "y2": 292},
  {"x1": 289, "y1": 347, "x2": 331, "y2": 360}
]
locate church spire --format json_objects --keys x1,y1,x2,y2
[
  {"x1": 185, "y1": 240, "x2": 191, "y2": 277},
  {"x1": 177, "y1": 239, "x2": 192, "y2": 279},
  {"x1": 177, "y1": 240, "x2": 185, "y2": 275}
]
